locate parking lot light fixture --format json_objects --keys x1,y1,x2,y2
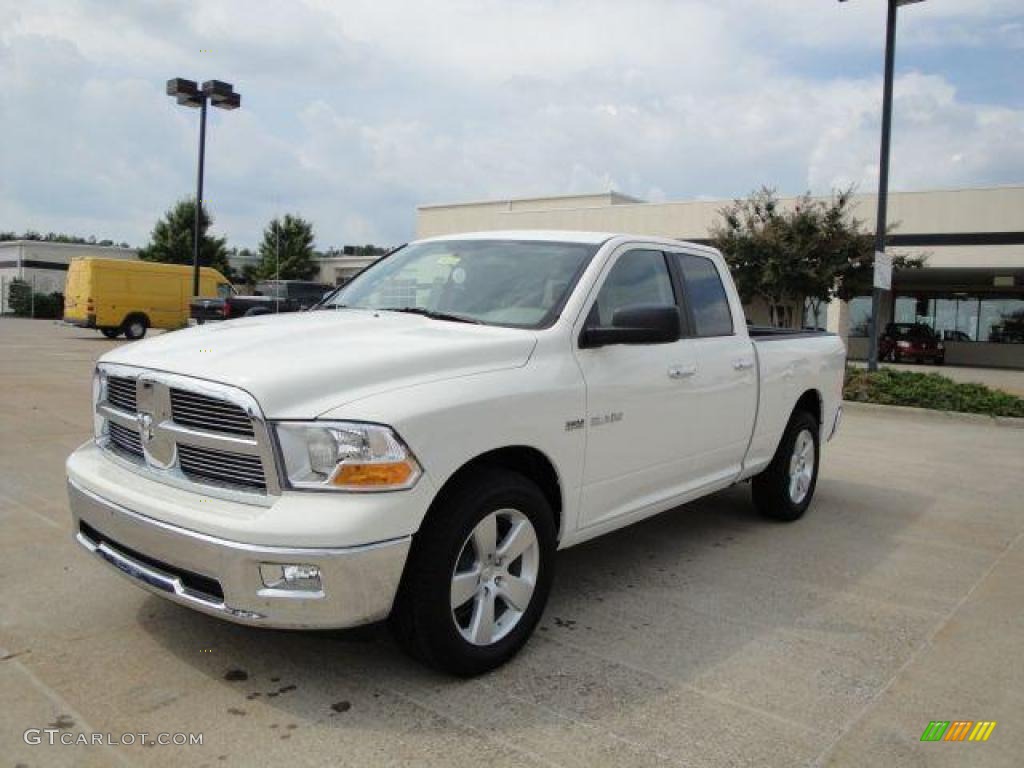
[
  {"x1": 839, "y1": 0, "x2": 925, "y2": 371},
  {"x1": 166, "y1": 77, "x2": 242, "y2": 296}
]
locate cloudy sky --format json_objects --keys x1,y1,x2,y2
[{"x1": 1, "y1": 0, "x2": 1022, "y2": 250}]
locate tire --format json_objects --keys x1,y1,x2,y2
[
  {"x1": 123, "y1": 315, "x2": 148, "y2": 340},
  {"x1": 100, "y1": 328, "x2": 121, "y2": 339},
  {"x1": 389, "y1": 468, "x2": 556, "y2": 676},
  {"x1": 752, "y1": 410, "x2": 820, "y2": 522}
]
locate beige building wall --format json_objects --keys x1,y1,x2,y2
[{"x1": 415, "y1": 186, "x2": 1024, "y2": 368}]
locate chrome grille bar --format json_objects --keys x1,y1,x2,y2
[
  {"x1": 170, "y1": 388, "x2": 254, "y2": 436},
  {"x1": 177, "y1": 444, "x2": 266, "y2": 490},
  {"x1": 107, "y1": 376, "x2": 138, "y2": 413},
  {"x1": 108, "y1": 421, "x2": 143, "y2": 458}
]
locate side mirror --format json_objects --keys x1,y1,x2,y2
[{"x1": 579, "y1": 304, "x2": 681, "y2": 348}]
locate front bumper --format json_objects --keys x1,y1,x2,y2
[{"x1": 68, "y1": 478, "x2": 411, "y2": 629}]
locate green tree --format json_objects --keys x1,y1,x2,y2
[
  {"x1": 711, "y1": 187, "x2": 924, "y2": 327},
  {"x1": 256, "y1": 214, "x2": 317, "y2": 280},
  {"x1": 138, "y1": 198, "x2": 231, "y2": 277}
]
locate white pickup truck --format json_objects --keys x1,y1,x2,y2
[{"x1": 67, "y1": 231, "x2": 845, "y2": 675}]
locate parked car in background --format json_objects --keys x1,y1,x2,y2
[
  {"x1": 64, "y1": 258, "x2": 231, "y2": 339},
  {"x1": 190, "y1": 279, "x2": 332, "y2": 323},
  {"x1": 69, "y1": 232, "x2": 845, "y2": 675},
  {"x1": 879, "y1": 322, "x2": 945, "y2": 364}
]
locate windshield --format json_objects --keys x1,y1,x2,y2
[{"x1": 322, "y1": 239, "x2": 598, "y2": 328}]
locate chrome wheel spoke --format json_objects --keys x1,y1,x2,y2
[
  {"x1": 498, "y1": 520, "x2": 534, "y2": 562},
  {"x1": 497, "y1": 574, "x2": 533, "y2": 612},
  {"x1": 450, "y1": 568, "x2": 480, "y2": 609},
  {"x1": 469, "y1": 589, "x2": 496, "y2": 645},
  {"x1": 471, "y1": 515, "x2": 497, "y2": 560}
]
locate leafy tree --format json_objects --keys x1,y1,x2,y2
[
  {"x1": 711, "y1": 187, "x2": 924, "y2": 327},
  {"x1": 255, "y1": 214, "x2": 317, "y2": 280},
  {"x1": 138, "y1": 198, "x2": 232, "y2": 277}
]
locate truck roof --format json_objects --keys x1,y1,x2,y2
[{"x1": 415, "y1": 230, "x2": 717, "y2": 253}]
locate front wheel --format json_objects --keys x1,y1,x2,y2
[
  {"x1": 389, "y1": 468, "x2": 556, "y2": 676},
  {"x1": 752, "y1": 410, "x2": 820, "y2": 522}
]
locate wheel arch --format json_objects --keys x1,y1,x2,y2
[
  {"x1": 122, "y1": 311, "x2": 150, "y2": 328},
  {"x1": 425, "y1": 445, "x2": 564, "y2": 542},
  {"x1": 793, "y1": 388, "x2": 822, "y2": 426}
]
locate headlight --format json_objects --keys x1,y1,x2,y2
[
  {"x1": 92, "y1": 367, "x2": 107, "y2": 439},
  {"x1": 274, "y1": 421, "x2": 421, "y2": 491}
]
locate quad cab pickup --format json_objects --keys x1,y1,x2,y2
[
  {"x1": 67, "y1": 232, "x2": 845, "y2": 675},
  {"x1": 190, "y1": 279, "x2": 332, "y2": 323}
]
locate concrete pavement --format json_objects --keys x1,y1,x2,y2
[{"x1": 2, "y1": 317, "x2": 1022, "y2": 767}]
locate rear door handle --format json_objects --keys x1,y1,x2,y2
[
  {"x1": 668, "y1": 364, "x2": 697, "y2": 379},
  {"x1": 733, "y1": 358, "x2": 755, "y2": 371}
]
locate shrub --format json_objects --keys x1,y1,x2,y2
[
  {"x1": 6, "y1": 280, "x2": 63, "y2": 318},
  {"x1": 844, "y1": 367, "x2": 1024, "y2": 418}
]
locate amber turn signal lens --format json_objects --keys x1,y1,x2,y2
[{"x1": 331, "y1": 461, "x2": 416, "y2": 488}]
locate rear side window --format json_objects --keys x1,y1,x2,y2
[{"x1": 675, "y1": 254, "x2": 733, "y2": 337}]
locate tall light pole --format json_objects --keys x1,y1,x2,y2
[
  {"x1": 166, "y1": 78, "x2": 241, "y2": 297},
  {"x1": 840, "y1": 0, "x2": 924, "y2": 371}
]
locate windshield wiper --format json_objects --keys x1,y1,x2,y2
[{"x1": 379, "y1": 306, "x2": 483, "y2": 324}]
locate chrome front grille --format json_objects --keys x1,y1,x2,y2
[
  {"x1": 96, "y1": 366, "x2": 278, "y2": 502},
  {"x1": 107, "y1": 376, "x2": 137, "y2": 412},
  {"x1": 178, "y1": 444, "x2": 266, "y2": 490},
  {"x1": 108, "y1": 421, "x2": 143, "y2": 458},
  {"x1": 170, "y1": 388, "x2": 254, "y2": 436}
]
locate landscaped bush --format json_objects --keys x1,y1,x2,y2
[{"x1": 844, "y1": 367, "x2": 1024, "y2": 418}]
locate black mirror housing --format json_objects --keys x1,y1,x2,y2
[{"x1": 579, "y1": 304, "x2": 681, "y2": 348}]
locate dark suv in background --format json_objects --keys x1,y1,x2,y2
[
  {"x1": 190, "y1": 279, "x2": 333, "y2": 323},
  {"x1": 879, "y1": 322, "x2": 946, "y2": 364}
]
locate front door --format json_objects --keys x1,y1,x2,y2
[{"x1": 573, "y1": 247, "x2": 700, "y2": 529}]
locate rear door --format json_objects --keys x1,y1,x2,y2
[{"x1": 668, "y1": 250, "x2": 758, "y2": 483}]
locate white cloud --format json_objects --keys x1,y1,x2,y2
[{"x1": 0, "y1": 0, "x2": 1022, "y2": 248}]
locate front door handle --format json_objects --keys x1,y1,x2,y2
[
  {"x1": 668, "y1": 364, "x2": 697, "y2": 380},
  {"x1": 733, "y1": 358, "x2": 755, "y2": 371}
]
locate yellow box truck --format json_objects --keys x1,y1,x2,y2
[{"x1": 64, "y1": 258, "x2": 232, "y2": 339}]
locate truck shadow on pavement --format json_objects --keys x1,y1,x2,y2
[{"x1": 137, "y1": 476, "x2": 932, "y2": 744}]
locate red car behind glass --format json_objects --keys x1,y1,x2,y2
[{"x1": 879, "y1": 323, "x2": 945, "y2": 364}]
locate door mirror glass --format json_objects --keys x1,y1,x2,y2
[{"x1": 580, "y1": 304, "x2": 680, "y2": 348}]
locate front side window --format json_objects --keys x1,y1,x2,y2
[
  {"x1": 322, "y1": 240, "x2": 597, "y2": 328},
  {"x1": 589, "y1": 249, "x2": 675, "y2": 327},
  {"x1": 675, "y1": 253, "x2": 734, "y2": 336},
  {"x1": 217, "y1": 283, "x2": 234, "y2": 299}
]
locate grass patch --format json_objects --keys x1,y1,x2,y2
[{"x1": 844, "y1": 367, "x2": 1024, "y2": 418}]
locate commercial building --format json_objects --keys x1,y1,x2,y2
[
  {"x1": 0, "y1": 240, "x2": 138, "y2": 312},
  {"x1": 417, "y1": 186, "x2": 1024, "y2": 369}
]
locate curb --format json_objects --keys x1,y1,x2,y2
[{"x1": 842, "y1": 400, "x2": 1024, "y2": 429}]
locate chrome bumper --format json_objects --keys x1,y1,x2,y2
[{"x1": 68, "y1": 478, "x2": 410, "y2": 629}]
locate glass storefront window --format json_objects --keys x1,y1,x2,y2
[
  {"x1": 846, "y1": 293, "x2": 1023, "y2": 343},
  {"x1": 980, "y1": 298, "x2": 1024, "y2": 344},
  {"x1": 848, "y1": 296, "x2": 872, "y2": 337}
]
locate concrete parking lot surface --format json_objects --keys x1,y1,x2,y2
[{"x1": 2, "y1": 317, "x2": 1022, "y2": 767}]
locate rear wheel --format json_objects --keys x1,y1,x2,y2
[
  {"x1": 122, "y1": 315, "x2": 148, "y2": 340},
  {"x1": 100, "y1": 328, "x2": 121, "y2": 339},
  {"x1": 389, "y1": 468, "x2": 556, "y2": 676},
  {"x1": 752, "y1": 410, "x2": 820, "y2": 522}
]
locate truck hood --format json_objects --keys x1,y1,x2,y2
[{"x1": 100, "y1": 310, "x2": 538, "y2": 417}]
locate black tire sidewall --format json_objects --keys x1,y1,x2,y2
[
  {"x1": 398, "y1": 469, "x2": 556, "y2": 676},
  {"x1": 754, "y1": 411, "x2": 820, "y2": 521}
]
